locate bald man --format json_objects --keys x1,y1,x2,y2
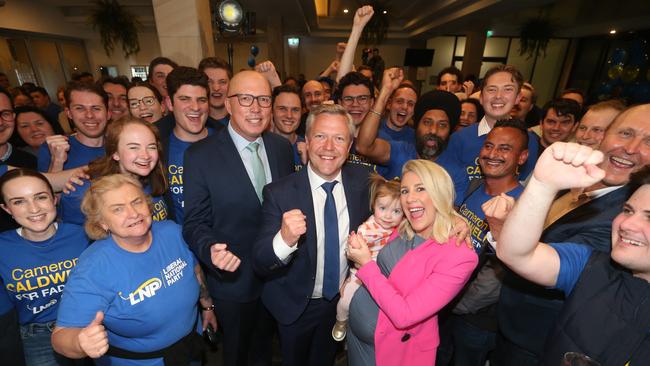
[
  {"x1": 296, "y1": 80, "x2": 325, "y2": 136},
  {"x1": 183, "y1": 71, "x2": 294, "y2": 366}
]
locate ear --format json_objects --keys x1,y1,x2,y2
[
  {"x1": 112, "y1": 152, "x2": 120, "y2": 162},
  {"x1": 514, "y1": 91, "x2": 523, "y2": 106},
  {"x1": 164, "y1": 96, "x2": 173, "y2": 112},
  {"x1": 100, "y1": 222, "x2": 109, "y2": 233},
  {"x1": 0, "y1": 203, "x2": 11, "y2": 216},
  {"x1": 224, "y1": 94, "x2": 233, "y2": 115},
  {"x1": 518, "y1": 149, "x2": 529, "y2": 166},
  {"x1": 65, "y1": 107, "x2": 72, "y2": 120}
]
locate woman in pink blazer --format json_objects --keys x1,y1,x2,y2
[{"x1": 347, "y1": 160, "x2": 478, "y2": 366}]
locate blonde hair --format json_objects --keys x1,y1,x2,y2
[
  {"x1": 397, "y1": 159, "x2": 465, "y2": 243},
  {"x1": 81, "y1": 173, "x2": 152, "y2": 240},
  {"x1": 368, "y1": 173, "x2": 401, "y2": 211}
]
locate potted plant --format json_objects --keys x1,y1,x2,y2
[{"x1": 89, "y1": 0, "x2": 141, "y2": 57}]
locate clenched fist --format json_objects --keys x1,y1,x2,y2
[
  {"x1": 280, "y1": 209, "x2": 306, "y2": 246},
  {"x1": 210, "y1": 243, "x2": 241, "y2": 272}
]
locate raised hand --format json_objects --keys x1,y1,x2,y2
[
  {"x1": 280, "y1": 209, "x2": 307, "y2": 246},
  {"x1": 347, "y1": 231, "x2": 372, "y2": 267},
  {"x1": 255, "y1": 61, "x2": 281, "y2": 88},
  {"x1": 451, "y1": 215, "x2": 472, "y2": 249},
  {"x1": 77, "y1": 311, "x2": 108, "y2": 359},
  {"x1": 482, "y1": 193, "x2": 515, "y2": 242},
  {"x1": 63, "y1": 166, "x2": 90, "y2": 194},
  {"x1": 47, "y1": 135, "x2": 70, "y2": 169},
  {"x1": 353, "y1": 5, "x2": 374, "y2": 28},
  {"x1": 533, "y1": 142, "x2": 606, "y2": 191},
  {"x1": 462, "y1": 80, "x2": 475, "y2": 95},
  {"x1": 210, "y1": 243, "x2": 241, "y2": 272},
  {"x1": 380, "y1": 67, "x2": 404, "y2": 95}
]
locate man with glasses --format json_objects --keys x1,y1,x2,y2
[
  {"x1": 0, "y1": 88, "x2": 36, "y2": 170},
  {"x1": 183, "y1": 70, "x2": 294, "y2": 366}
]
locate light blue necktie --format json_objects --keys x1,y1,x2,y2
[{"x1": 246, "y1": 142, "x2": 266, "y2": 202}]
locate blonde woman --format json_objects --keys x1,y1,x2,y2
[{"x1": 346, "y1": 159, "x2": 478, "y2": 366}]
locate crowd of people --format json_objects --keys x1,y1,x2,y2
[{"x1": 0, "y1": 4, "x2": 648, "y2": 366}]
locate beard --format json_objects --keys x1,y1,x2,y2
[{"x1": 416, "y1": 133, "x2": 447, "y2": 161}]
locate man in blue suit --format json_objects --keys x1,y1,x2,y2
[
  {"x1": 493, "y1": 103, "x2": 650, "y2": 365},
  {"x1": 183, "y1": 70, "x2": 294, "y2": 366},
  {"x1": 254, "y1": 104, "x2": 371, "y2": 366}
]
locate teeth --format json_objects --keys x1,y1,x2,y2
[
  {"x1": 320, "y1": 156, "x2": 335, "y2": 160},
  {"x1": 409, "y1": 208, "x2": 423, "y2": 212},
  {"x1": 622, "y1": 238, "x2": 644, "y2": 246},
  {"x1": 611, "y1": 156, "x2": 634, "y2": 167}
]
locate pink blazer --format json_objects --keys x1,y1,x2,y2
[{"x1": 356, "y1": 237, "x2": 478, "y2": 366}]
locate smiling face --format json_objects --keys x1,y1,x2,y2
[
  {"x1": 341, "y1": 84, "x2": 373, "y2": 126},
  {"x1": 112, "y1": 123, "x2": 159, "y2": 177},
  {"x1": 459, "y1": 102, "x2": 478, "y2": 129},
  {"x1": 540, "y1": 108, "x2": 577, "y2": 147},
  {"x1": 610, "y1": 185, "x2": 650, "y2": 281},
  {"x1": 204, "y1": 67, "x2": 230, "y2": 111},
  {"x1": 225, "y1": 71, "x2": 272, "y2": 142},
  {"x1": 99, "y1": 183, "x2": 152, "y2": 245},
  {"x1": 575, "y1": 108, "x2": 619, "y2": 149},
  {"x1": 373, "y1": 195, "x2": 403, "y2": 230},
  {"x1": 169, "y1": 85, "x2": 209, "y2": 142},
  {"x1": 272, "y1": 92, "x2": 301, "y2": 136},
  {"x1": 479, "y1": 127, "x2": 528, "y2": 179},
  {"x1": 387, "y1": 87, "x2": 417, "y2": 130},
  {"x1": 128, "y1": 86, "x2": 164, "y2": 123},
  {"x1": 0, "y1": 93, "x2": 15, "y2": 145},
  {"x1": 16, "y1": 111, "x2": 55, "y2": 149},
  {"x1": 66, "y1": 90, "x2": 109, "y2": 139},
  {"x1": 480, "y1": 71, "x2": 521, "y2": 122},
  {"x1": 1, "y1": 176, "x2": 57, "y2": 241},
  {"x1": 104, "y1": 82, "x2": 129, "y2": 121},
  {"x1": 438, "y1": 73, "x2": 460, "y2": 93},
  {"x1": 306, "y1": 113, "x2": 352, "y2": 181},
  {"x1": 597, "y1": 105, "x2": 650, "y2": 187},
  {"x1": 302, "y1": 81, "x2": 324, "y2": 111},
  {"x1": 150, "y1": 64, "x2": 174, "y2": 97},
  {"x1": 400, "y1": 171, "x2": 436, "y2": 237}
]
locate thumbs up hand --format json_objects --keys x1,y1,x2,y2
[{"x1": 78, "y1": 311, "x2": 109, "y2": 359}]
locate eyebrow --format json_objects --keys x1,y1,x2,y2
[{"x1": 8, "y1": 191, "x2": 49, "y2": 200}]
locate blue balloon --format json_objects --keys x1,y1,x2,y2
[
  {"x1": 250, "y1": 45, "x2": 259, "y2": 57},
  {"x1": 610, "y1": 48, "x2": 627, "y2": 65},
  {"x1": 247, "y1": 56, "x2": 256, "y2": 68}
]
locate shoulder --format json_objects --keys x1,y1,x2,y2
[
  {"x1": 151, "y1": 220, "x2": 182, "y2": 237},
  {"x1": 263, "y1": 131, "x2": 292, "y2": 148},
  {"x1": 57, "y1": 223, "x2": 88, "y2": 237},
  {"x1": 342, "y1": 164, "x2": 372, "y2": 190},
  {"x1": 265, "y1": 169, "x2": 304, "y2": 193},
  {"x1": 437, "y1": 237, "x2": 479, "y2": 262},
  {"x1": 0, "y1": 229, "x2": 20, "y2": 246},
  {"x1": 186, "y1": 129, "x2": 227, "y2": 155},
  {"x1": 450, "y1": 124, "x2": 478, "y2": 143}
]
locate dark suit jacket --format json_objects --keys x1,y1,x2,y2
[
  {"x1": 498, "y1": 185, "x2": 631, "y2": 356},
  {"x1": 253, "y1": 164, "x2": 371, "y2": 325},
  {"x1": 182, "y1": 127, "x2": 294, "y2": 302}
]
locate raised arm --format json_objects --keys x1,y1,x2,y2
[
  {"x1": 355, "y1": 67, "x2": 402, "y2": 164},
  {"x1": 496, "y1": 142, "x2": 606, "y2": 286},
  {"x1": 255, "y1": 61, "x2": 282, "y2": 89},
  {"x1": 337, "y1": 6, "x2": 374, "y2": 82}
]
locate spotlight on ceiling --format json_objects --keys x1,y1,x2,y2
[
  {"x1": 382, "y1": 10, "x2": 387, "y2": 14},
  {"x1": 218, "y1": 0, "x2": 243, "y2": 32},
  {"x1": 343, "y1": 9, "x2": 349, "y2": 14},
  {"x1": 609, "y1": 29, "x2": 617, "y2": 34}
]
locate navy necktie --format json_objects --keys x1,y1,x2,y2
[{"x1": 322, "y1": 181, "x2": 339, "y2": 300}]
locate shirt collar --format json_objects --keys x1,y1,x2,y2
[
  {"x1": 227, "y1": 122, "x2": 263, "y2": 152},
  {"x1": 307, "y1": 164, "x2": 343, "y2": 192},
  {"x1": 477, "y1": 116, "x2": 491, "y2": 137},
  {"x1": 0, "y1": 143, "x2": 12, "y2": 162}
]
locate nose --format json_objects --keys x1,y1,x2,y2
[
  {"x1": 84, "y1": 107, "x2": 93, "y2": 118},
  {"x1": 618, "y1": 211, "x2": 642, "y2": 233},
  {"x1": 250, "y1": 98, "x2": 262, "y2": 112},
  {"x1": 27, "y1": 199, "x2": 39, "y2": 213},
  {"x1": 138, "y1": 101, "x2": 147, "y2": 110},
  {"x1": 190, "y1": 99, "x2": 200, "y2": 111},
  {"x1": 623, "y1": 136, "x2": 642, "y2": 155},
  {"x1": 323, "y1": 136, "x2": 335, "y2": 150}
]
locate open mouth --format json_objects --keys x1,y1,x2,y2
[
  {"x1": 620, "y1": 236, "x2": 645, "y2": 247},
  {"x1": 127, "y1": 219, "x2": 145, "y2": 228},
  {"x1": 27, "y1": 213, "x2": 47, "y2": 223},
  {"x1": 610, "y1": 156, "x2": 635, "y2": 169},
  {"x1": 408, "y1": 207, "x2": 424, "y2": 219}
]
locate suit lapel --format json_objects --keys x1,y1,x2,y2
[
  {"x1": 547, "y1": 186, "x2": 628, "y2": 231},
  {"x1": 215, "y1": 129, "x2": 260, "y2": 205},
  {"x1": 262, "y1": 132, "x2": 280, "y2": 181},
  {"x1": 295, "y1": 169, "x2": 318, "y2": 268}
]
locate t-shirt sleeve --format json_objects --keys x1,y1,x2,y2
[
  {"x1": 37, "y1": 143, "x2": 51, "y2": 173},
  {"x1": 0, "y1": 164, "x2": 7, "y2": 177},
  {"x1": 549, "y1": 242, "x2": 593, "y2": 295},
  {"x1": 56, "y1": 250, "x2": 111, "y2": 328}
]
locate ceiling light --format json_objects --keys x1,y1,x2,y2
[
  {"x1": 287, "y1": 37, "x2": 299, "y2": 47},
  {"x1": 343, "y1": 9, "x2": 349, "y2": 14},
  {"x1": 382, "y1": 10, "x2": 387, "y2": 14},
  {"x1": 609, "y1": 29, "x2": 617, "y2": 34},
  {"x1": 486, "y1": 30, "x2": 493, "y2": 37}
]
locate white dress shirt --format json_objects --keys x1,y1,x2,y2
[
  {"x1": 272, "y1": 164, "x2": 350, "y2": 298},
  {"x1": 228, "y1": 122, "x2": 272, "y2": 186},
  {"x1": 477, "y1": 116, "x2": 491, "y2": 137}
]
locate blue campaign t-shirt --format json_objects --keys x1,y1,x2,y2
[
  {"x1": 551, "y1": 243, "x2": 593, "y2": 295},
  {"x1": 0, "y1": 223, "x2": 88, "y2": 324},
  {"x1": 0, "y1": 164, "x2": 7, "y2": 177},
  {"x1": 292, "y1": 135, "x2": 305, "y2": 172},
  {"x1": 347, "y1": 141, "x2": 380, "y2": 174},
  {"x1": 56, "y1": 221, "x2": 199, "y2": 366},
  {"x1": 385, "y1": 139, "x2": 417, "y2": 180},
  {"x1": 167, "y1": 128, "x2": 214, "y2": 223},
  {"x1": 378, "y1": 118, "x2": 415, "y2": 144},
  {"x1": 458, "y1": 183, "x2": 524, "y2": 253},
  {"x1": 37, "y1": 135, "x2": 105, "y2": 172},
  {"x1": 60, "y1": 179, "x2": 169, "y2": 225},
  {"x1": 437, "y1": 123, "x2": 540, "y2": 206}
]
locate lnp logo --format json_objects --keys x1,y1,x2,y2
[{"x1": 118, "y1": 278, "x2": 163, "y2": 305}]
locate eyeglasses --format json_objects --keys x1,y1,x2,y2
[
  {"x1": 227, "y1": 94, "x2": 272, "y2": 108},
  {"x1": 0, "y1": 109, "x2": 15, "y2": 121},
  {"x1": 340, "y1": 95, "x2": 372, "y2": 105},
  {"x1": 128, "y1": 96, "x2": 157, "y2": 109}
]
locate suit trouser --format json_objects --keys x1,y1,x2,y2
[
  {"x1": 213, "y1": 298, "x2": 275, "y2": 366},
  {"x1": 277, "y1": 297, "x2": 338, "y2": 366}
]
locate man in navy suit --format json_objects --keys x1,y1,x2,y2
[
  {"x1": 493, "y1": 103, "x2": 650, "y2": 365},
  {"x1": 254, "y1": 104, "x2": 371, "y2": 366},
  {"x1": 183, "y1": 70, "x2": 294, "y2": 366}
]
